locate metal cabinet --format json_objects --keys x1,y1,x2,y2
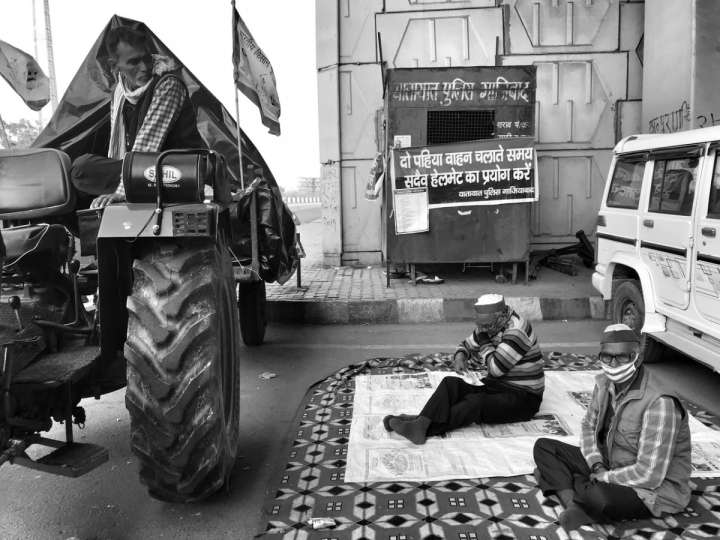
[{"x1": 383, "y1": 67, "x2": 536, "y2": 274}]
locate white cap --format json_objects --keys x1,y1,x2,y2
[
  {"x1": 474, "y1": 294, "x2": 506, "y2": 321},
  {"x1": 475, "y1": 293, "x2": 504, "y2": 307}
]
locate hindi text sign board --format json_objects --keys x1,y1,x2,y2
[
  {"x1": 386, "y1": 66, "x2": 535, "y2": 139},
  {"x1": 391, "y1": 137, "x2": 538, "y2": 210},
  {"x1": 383, "y1": 67, "x2": 535, "y2": 265}
]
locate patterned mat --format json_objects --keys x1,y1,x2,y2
[{"x1": 257, "y1": 353, "x2": 720, "y2": 540}]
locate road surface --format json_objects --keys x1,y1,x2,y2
[{"x1": 1, "y1": 320, "x2": 717, "y2": 539}]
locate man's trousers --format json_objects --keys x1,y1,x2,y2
[
  {"x1": 533, "y1": 438, "x2": 652, "y2": 522},
  {"x1": 420, "y1": 376, "x2": 542, "y2": 437},
  {"x1": 70, "y1": 154, "x2": 123, "y2": 197}
]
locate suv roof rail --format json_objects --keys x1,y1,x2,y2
[
  {"x1": 615, "y1": 125, "x2": 720, "y2": 155},
  {"x1": 617, "y1": 136, "x2": 638, "y2": 153},
  {"x1": 614, "y1": 134, "x2": 654, "y2": 155}
]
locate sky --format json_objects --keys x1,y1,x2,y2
[{"x1": 0, "y1": 0, "x2": 320, "y2": 189}]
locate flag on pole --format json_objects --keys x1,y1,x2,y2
[
  {"x1": 232, "y1": 4, "x2": 281, "y2": 135},
  {"x1": 0, "y1": 39, "x2": 50, "y2": 111}
]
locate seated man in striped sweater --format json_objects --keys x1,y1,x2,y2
[{"x1": 384, "y1": 293, "x2": 544, "y2": 445}]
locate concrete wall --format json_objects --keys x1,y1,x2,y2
[
  {"x1": 642, "y1": 0, "x2": 720, "y2": 134},
  {"x1": 316, "y1": 0, "x2": 645, "y2": 265},
  {"x1": 692, "y1": 0, "x2": 720, "y2": 130},
  {"x1": 642, "y1": 0, "x2": 693, "y2": 133},
  {"x1": 317, "y1": 1, "x2": 343, "y2": 266}
]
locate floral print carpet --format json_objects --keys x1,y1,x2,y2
[{"x1": 256, "y1": 352, "x2": 720, "y2": 540}]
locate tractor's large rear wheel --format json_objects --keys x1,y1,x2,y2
[{"x1": 124, "y1": 240, "x2": 240, "y2": 502}]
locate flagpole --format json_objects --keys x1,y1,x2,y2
[
  {"x1": 234, "y1": 88, "x2": 245, "y2": 191},
  {"x1": 32, "y1": 0, "x2": 42, "y2": 125},
  {"x1": 43, "y1": 0, "x2": 58, "y2": 112},
  {"x1": 231, "y1": 0, "x2": 245, "y2": 191}
]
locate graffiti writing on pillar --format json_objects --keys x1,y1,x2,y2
[
  {"x1": 696, "y1": 112, "x2": 720, "y2": 128},
  {"x1": 320, "y1": 164, "x2": 339, "y2": 230},
  {"x1": 648, "y1": 101, "x2": 691, "y2": 133}
]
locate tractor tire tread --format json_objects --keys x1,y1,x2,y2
[{"x1": 124, "y1": 240, "x2": 240, "y2": 502}]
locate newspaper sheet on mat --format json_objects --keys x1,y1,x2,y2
[{"x1": 345, "y1": 370, "x2": 720, "y2": 483}]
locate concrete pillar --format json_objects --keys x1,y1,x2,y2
[
  {"x1": 643, "y1": 0, "x2": 720, "y2": 133},
  {"x1": 317, "y1": 0, "x2": 342, "y2": 266},
  {"x1": 693, "y1": 0, "x2": 720, "y2": 130}
]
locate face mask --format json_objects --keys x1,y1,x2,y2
[{"x1": 600, "y1": 353, "x2": 639, "y2": 383}]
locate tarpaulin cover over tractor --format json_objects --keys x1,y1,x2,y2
[
  {"x1": 32, "y1": 14, "x2": 273, "y2": 187},
  {"x1": 32, "y1": 15, "x2": 297, "y2": 284}
]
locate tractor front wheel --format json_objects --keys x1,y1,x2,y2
[{"x1": 124, "y1": 240, "x2": 240, "y2": 502}]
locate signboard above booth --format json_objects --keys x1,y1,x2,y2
[
  {"x1": 386, "y1": 66, "x2": 536, "y2": 141},
  {"x1": 389, "y1": 74, "x2": 532, "y2": 108}
]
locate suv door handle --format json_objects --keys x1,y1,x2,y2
[
  {"x1": 702, "y1": 227, "x2": 717, "y2": 237},
  {"x1": 643, "y1": 219, "x2": 654, "y2": 228}
]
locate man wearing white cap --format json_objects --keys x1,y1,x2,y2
[
  {"x1": 532, "y1": 324, "x2": 691, "y2": 531},
  {"x1": 384, "y1": 293, "x2": 544, "y2": 444}
]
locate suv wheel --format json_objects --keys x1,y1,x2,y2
[{"x1": 611, "y1": 280, "x2": 665, "y2": 363}]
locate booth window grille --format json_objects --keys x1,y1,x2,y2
[{"x1": 426, "y1": 110, "x2": 495, "y2": 145}]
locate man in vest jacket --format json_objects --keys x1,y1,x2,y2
[
  {"x1": 384, "y1": 294, "x2": 544, "y2": 444},
  {"x1": 533, "y1": 324, "x2": 691, "y2": 531},
  {"x1": 72, "y1": 26, "x2": 203, "y2": 209}
]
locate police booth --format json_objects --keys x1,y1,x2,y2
[{"x1": 382, "y1": 66, "x2": 537, "y2": 285}]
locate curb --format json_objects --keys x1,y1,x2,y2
[{"x1": 266, "y1": 296, "x2": 608, "y2": 325}]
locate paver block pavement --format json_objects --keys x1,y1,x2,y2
[{"x1": 265, "y1": 264, "x2": 606, "y2": 324}]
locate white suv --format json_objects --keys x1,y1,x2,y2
[{"x1": 593, "y1": 126, "x2": 720, "y2": 368}]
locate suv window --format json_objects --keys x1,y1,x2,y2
[
  {"x1": 710, "y1": 154, "x2": 720, "y2": 219},
  {"x1": 648, "y1": 158, "x2": 697, "y2": 215},
  {"x1": 607, "y1": 160, "x2": 644, "y2": 209}
]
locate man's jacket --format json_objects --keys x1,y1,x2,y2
[
  {"x1": 581, "y1": 366, "x2": 691, "y2": 516},
  {"x1": 123, "y1": 71, "x2": 203, "y2": 152}
]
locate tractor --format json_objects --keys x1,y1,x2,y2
[{"x1": 0, "y1": 146, "x2": 267, "y2": 502}]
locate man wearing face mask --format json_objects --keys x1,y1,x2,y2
[
  {"x1": 384, "y1": 294, "x2": 544, "y2": 444},
  {"x1": 70, "y1": 26, "x2": 203, "y2": 209},
  {"x1": 532, "y1": 324, "x2": 691, "y2": 532}
]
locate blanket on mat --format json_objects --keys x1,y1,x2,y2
[
  {"x1": 346, "y1": 370, "x2": 720, "y2": 483},
  {"x1": 258, "y1": 352, "x2": 720, "y2": 540}
]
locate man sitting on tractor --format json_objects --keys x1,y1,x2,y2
[{"x1": 70, "y1": 26, "x2": 203, "y2": 209}]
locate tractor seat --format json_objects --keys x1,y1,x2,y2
[
  {"x1": 1, "y1": 224, "x2": 72, "y2": 271},
  {"x1": 0, "y1": 148, "x2": 75, "y2": 220}
]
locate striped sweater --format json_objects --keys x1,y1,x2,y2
[{"x1": 455, "y1": 311, "x2": 544, "y2": 395}]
